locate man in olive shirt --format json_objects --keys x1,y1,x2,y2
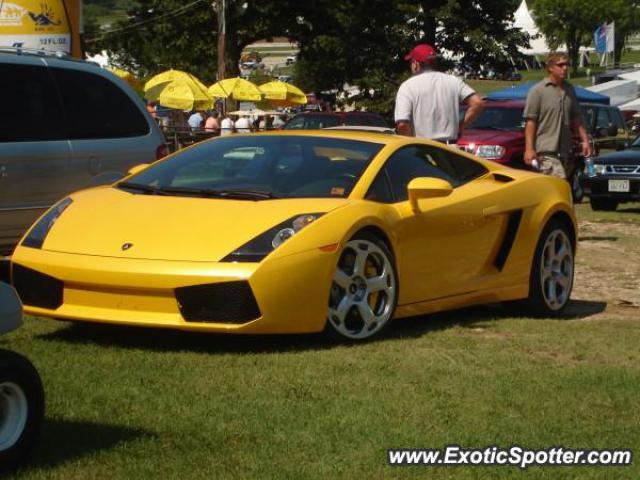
[{"x1": 524, "y1": 52, "x2": 591, "y2": 179}]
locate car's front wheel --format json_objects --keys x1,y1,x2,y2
[
  {"x1": 0, "y1": 350, "x2": 44, "y2": 472},
  {"x1": 326, "y1": 233, "x2": 398, "y2": 341}
]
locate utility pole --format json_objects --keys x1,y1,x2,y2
[{"x1": 214, "y1": 0, "x2": 226, "y2": 80}]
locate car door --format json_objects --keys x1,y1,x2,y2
[
  {"x1": 0, "y1": 61, "x2": 70, "y2": 251},
  {"x1": 373, "y1": 145, "x2": 511, "y2": 304},
  {"x1": 49, "y1": 65, "x2": 158, "y2": 190}
]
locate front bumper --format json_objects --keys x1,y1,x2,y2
[
  {"x1": 580, "y1": 175, "x2": 640, "y2": 201},
  {"x1": 10, "y1": 246, "x2": 337, "y2": 334}
]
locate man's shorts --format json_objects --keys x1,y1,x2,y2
[{"x1": 538, "y1": 153, "x2": 575, "y2": 179}]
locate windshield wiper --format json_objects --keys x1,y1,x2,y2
[
  {"x1": 117, "y1": 182, "x2": 170, "y2": 195},
  {"x1": 156, "y1": 187, "x2": 280, "y2": 200}
]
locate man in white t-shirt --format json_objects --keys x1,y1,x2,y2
[
  {"x1": 220, "y1": 115, "x2": 235, "y2": 136},
  {"x1": 394, "y1": 44, "x2": 484, "y2": 143},
  {"x1": 234, "y1": 114, "x2": 253, "y2": 133}
]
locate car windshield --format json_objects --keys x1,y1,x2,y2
[
  {"x1": 631, "y1": 135, "x2": 640, "y2": 148},
  {"x1": 119, "y1": 135, "x2": 383, "y2": 199},
  {"x1": 465, "y1": 107, "x2": 525, "y2": 131}
]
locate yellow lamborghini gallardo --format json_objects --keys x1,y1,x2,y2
[{"x1": 10, "y1": 131, "x2": 576, "y2": 340}]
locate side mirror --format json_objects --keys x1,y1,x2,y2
[
  {"x1": 127, "y1": 164, "x2": 150, "y2": 176},
  {"x1": 407, "y1": 177, "x2": 453, "y2": 213}
]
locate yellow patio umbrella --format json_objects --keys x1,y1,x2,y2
[
  {"x1": 109, "y1": 67, "x2": 140, "y2": 89},
  {"x1": 258, "y1": 80, "x2": 307, "y2": 107},
  {"x1": 208, "y1": 77, "x2": 263, "y2": 102},
  {"x1": 144, "y1": 69, "x2": 212, "y2": 111}
]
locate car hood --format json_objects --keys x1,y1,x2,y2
[
  {"x1": 457, "y1": 129, "x2": 523, "y2": 145},
  {"x1": 597, "y1": 148, "x2": 640, "y2": 165},
  {"x1": 41, "y1": 187, "x2": 349, "y2": 261}
]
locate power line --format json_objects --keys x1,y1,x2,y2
[{"x1": 84, "y1": 0, "x2": 206, "y2": 44}]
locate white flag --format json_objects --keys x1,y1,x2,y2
[{"x1": 606, "y1": 21, "x2": 615, "y2": 53}]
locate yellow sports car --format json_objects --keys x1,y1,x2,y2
[{"x1": 10, "y1": 131, "x2": 576, "y2": 341}]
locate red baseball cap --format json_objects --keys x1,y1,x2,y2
[{"x1": 404, "y1": 44, "x2": 437, "y2": 63}]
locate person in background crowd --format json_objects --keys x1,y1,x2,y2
[
  {"x1": 146, "y1": 101, "x2": 157, "y2": 119},
  {"x1": 235, "y1": 113, "x2": 253, "y2": 133},
  {"x1": 272, "y1": 114, "x2": 286, "y2": 129},
  {"x1": 155, "y1": 103, "x2": 171, "y2": 127},
  {"x1": 524, "y1": 51, "x2": 591, "y2": 179},
  {"x1": 188, "y1": 110, "x2": 206, "y2": 130},
  {"x1": 258, "y1": 114, "x2": 273, "y2": 131},
  {"x1": 395, "y1": 43, "x2": 484, "y2": 143},
  {"x1": 220, "y1": 114, "x2": 235, "y2": 136},
  {"x1": 204, "y1": 111, "x2": 221, "y2": 133}
]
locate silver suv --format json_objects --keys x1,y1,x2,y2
[{"x1": 0, "y1": 50, "x2": 166, "y2": 254}]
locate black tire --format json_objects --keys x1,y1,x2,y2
[
  {"x1": 325, "y1": 231, "x2": 398, "y2": 341},
  {"x1": 590, "y1": 198, "x2": 618, "y2": 211},
  {"x1": 0, "y1": 349, "x2": 45, "y2": 473},
  {"x1": 511, "y1": 219, "x2": 574, "y2": 317}
]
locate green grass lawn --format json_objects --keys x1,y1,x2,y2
[{"x1": 4, "y1": 204, "x2": 640, "y2": 479}]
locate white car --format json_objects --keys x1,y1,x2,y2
[{"x1": 0, "y1": 282, "x2": 44, "y2": 472}]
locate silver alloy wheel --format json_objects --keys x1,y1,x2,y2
[
  {"x1": 0, "y1": 381, "x2": 28, "y2": 452},
  {"x1": 328, "y1": 238, "x2": 396, "y2": 340},
  {"x1": 540, "y1": 228, "x2": 574, "y2": 310}
]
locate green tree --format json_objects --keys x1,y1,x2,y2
[
  {"x1": 532, "y1": 0, "x2": 604, "y2": 73},
  {"x1": 607, "y1": 0, "x2": 640, "y2": 64},
  {"x1": 293, "y1": 0, "x2": 527, "y2": 115},
  {"x1": 86, "y1": 0, "x2": 308, "y2": 82}
]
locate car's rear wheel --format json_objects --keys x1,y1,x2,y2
[
  {"x1": 590, "y1": 198, "x2": 618, "y2": 211},
  {"x1": 0, "y1": 350, "x2": 44, "y2": 472},
  {"x1": 326, "y1": 233, "x2": 398, "y2": 341},
  {"x1": 522, "y1": 219, "x2": 574, "y2": 316}
]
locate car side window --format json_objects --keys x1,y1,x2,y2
[
  {"x1": 610, "y1": 108, "x2": 625, "y2": 132},
  {"x1": 365, "y1": 170, "x2": 394, "y2": 203},
  {"x1": 581, "y1": 106, "x2": 595, "y2": 133},
  {"x1": 384, "y1": 145, "x2": 487, "y2": 202},
  {"x1": 595, "y1": 108, "x2": 612, "y2": 131},
  {"x1": 50, "y1": 67, "x2": 150, "y2": 140},
  {"x1": 0, "y1": 63, "x2": 65, "y2": 142}
]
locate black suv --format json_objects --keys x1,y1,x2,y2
[{"x1": 580, "y1": 134, "x2": 640, "y2": 211}]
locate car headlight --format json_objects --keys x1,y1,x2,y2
[
  {"x1": 593, "y1": 164, "x2": 607, "y2": 175},
  {"x1": 22, "y1": 197, "x2": 73, "y2": 249},
  {"x1": 222, "y1": 213, "x2": 324, "y2": 262},
  {"x1": 475, "y1": 145, "x2": 506, "y2": 159}
]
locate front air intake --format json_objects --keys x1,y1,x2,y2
[
  {"x1": 175, "y1": 281, "x2": 261, "y2": 323},
  {"x1": 12, "y1": 264, "x2": 63, "y2": 310}
]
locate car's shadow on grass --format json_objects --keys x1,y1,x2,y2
[
  {"x1": 15, "y1": 418, "x2": 153, "y2": 473},
  {"x1": 385, "y1": 299, "x2": 607, "y2": 339},
  {"x1": 36, "y1": 299, "x2": 608, "y2": 353}
]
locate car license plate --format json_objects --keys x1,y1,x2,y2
[{"x1": 608, "y1": 179, "x2": 630, "y2": 192}]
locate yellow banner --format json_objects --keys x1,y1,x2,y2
[
  {"x1": 0, "y1": 1, "x2": 70, "y2": 35},
  {"x1": 0, "y1": 1, "x2": 71, "y2": 52}
]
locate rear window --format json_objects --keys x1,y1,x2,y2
[
  {"x1": 50, "y1": 67, "x2": 150, "y2": 140},
  {"x1": 284, "y1": 115, "x2": 341, "y2": 129},
  {"x1": 0, "y1": 63, "x2": 65, "y2": 142}
]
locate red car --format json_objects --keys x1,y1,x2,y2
[{"x1": 456, "y1": 100, "x2": 527, "y2": 166}]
